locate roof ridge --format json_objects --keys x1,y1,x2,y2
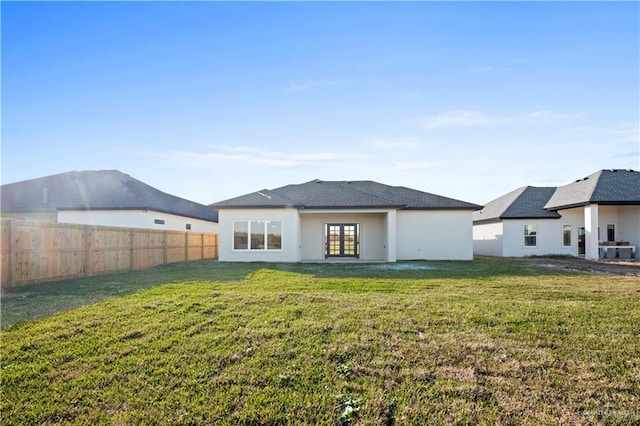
[
  {"x1": 498, "y1": 185, "x2": 532, "y2": 218},
  {"x1": 580, "y1": 170, "x2": 602, "y2": 202},
  {"x1": 263, "y1": 185, "x2": 305, "y2": 206},
  {"x1": 329, "y1": 180, "x2": 407, "y2": 207}
]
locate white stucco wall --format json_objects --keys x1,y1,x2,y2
[
  {"x1": 217, "y1": 208, "x2": 300, "y2": 262},
  {"x1": 498, "y1": 209, "x2": 582, "y2": 257},
  {"x1": 299, "y1": 212, "x2": 387, "y2": 261},
  {"x1": 396, "y1": 210, "x2": 474, "y2": 260},
  {"x1": 1, "y1": 212, "x2": 58, "y2": 222},
  {"x1": 57, "y1": 210, "x2": 218, "y2": 233},
  {"x1": 474, "y1": 205, "x2": 640, "y2": 258},
  {"x1": 598, "y1": 205, "x2": 619, "y2": 241},
  {"x1": 472, "y1": 222, "x2": 504, "y2": 256},
  {"x1": 557, "y1": 205, "x2": 638, "y2": 258},
  {"x1": 618, "y1": 206, "x2": 640, "y2": 248},
  {"x1": 556, "y1": 208, "x2": 584, "y2": 257},
  {"x1": 502, "y1": 219, "x2": 563, "y2": 257}
]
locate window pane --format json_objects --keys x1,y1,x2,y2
[
  {"x1": 251, "y1": 221, "x2": 265, "y2": 249},
  {"x1": 267, "y1": 221, "x2": 282, "y2": 250},
  {"x1": 607, "y1": 224, "x2": 615, "y2": 242},
  {"x1": 343, "y1": 225, "x2": 355, "y2": 255},
  {"x1": 563, "y1": 225, "x2": 571, "y2": 247},
  {"x1": 327, "y1": 225, "x2": 341, "y2": 256},
  {"x1": 234, "y1": 221, "x2": 248, "y2": 250},
  {"x1": 524, "y1": 225, "x2": 537, "y2": 247}
]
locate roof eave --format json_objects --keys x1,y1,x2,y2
[
  {"x1": 57, "y1": 206, "x2": 219, "y2": 222},
  {"x1": 501, "y1": 215, "x2": 561, "y2": 219},
  {"x1": 403, "y1": 206, "x2": 482, "y2": 211},
  {"x1": 544, "y1": 202, "x2": 587, "y2": 211},
  {"x1": 302, "y1": 204, "x2": 406, "y2": 210},
  {"x1": 545, "y1": 200, "x2": 640, "y2": 211},
  {"x1": 473, "y1": 217, "x2": 502, "y2": 225},
  {"x1": 214, "y1": 204, "x2": 303, "y2": 209}
]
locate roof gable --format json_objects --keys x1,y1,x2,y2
[
  {"x1": 1, "y1": 170, "x2": 219, "y2": 222},
  {"x1": 211, "y1": 179, "x2": 481, "y2": 210}
]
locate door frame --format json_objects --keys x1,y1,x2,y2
[
  {"x1": 325, "y1": 223, "x2": 360, "y2": 258},
  {"x1": 578, "y1": 226, "x2": 586, "y2": 256}
]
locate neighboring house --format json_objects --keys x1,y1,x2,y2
[
  {"x1": 210, "y1": 179, "x2": 481, "y2": 262},
  {"x1": 1, "y1": 170, "x2": 219, "y2": 232},
  {"x1": 473, "y1": 169, "x2": 640, "y2": 259}
]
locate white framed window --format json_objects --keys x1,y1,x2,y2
[
  {"x1": 234, "y1": 220, "x2": 282, "y2": 250},
  {"x1": 524, "y1": 224, "x2": 537, "y2": 247},
  {"x1": 607, "y1": 224, "x2": 615, "y2": 242},
  {"x1": 562, "y1": 225, "x2": 571, "y2": 247}
]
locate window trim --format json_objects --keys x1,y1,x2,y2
[
  {"x1": 606, "y1": 224, "x2": 615, "y2": 242},
  {"x1": 233, "y1": 220, "x2": 283, "y2": 251},
  {"x1": 325, "y1": 223, "x2": 360, "y2": 258},
  {"x1": 523, "y1": 224, "x2": 537, "y2": 248},
  {"x1": 562, "y1": 224, "x2": 572, "y2": 247}
]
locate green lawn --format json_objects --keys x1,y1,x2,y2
[{"x1": 2, "y1": 259, "x2": 639, "y2": 425}]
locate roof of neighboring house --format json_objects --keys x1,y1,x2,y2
[
  {"x1": 211, "y1": 179, "x2": 482, "y2": 210},
  {"x1": 1, "y1": 170, "x2": 219, "y2": 222},
  {"x1": 544, "y1": 169, "x2": 640, "y2": 210},
  {"x1": 473, "y1": 186, "x2": 561, "y2": 224}
]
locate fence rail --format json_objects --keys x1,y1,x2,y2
[{"x1": 1, "y1": 219, "x2": 218, "y2": 288}]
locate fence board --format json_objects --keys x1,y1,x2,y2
[
  {"x1": 0, "y1": 219, "x2": 218, "y2": 287},
  {"x1": 1, "y1": 220, "x2": 12, "y2": 285},
  {"x1": 166, "y1": 232, "x2": 187, "y2": 264}
]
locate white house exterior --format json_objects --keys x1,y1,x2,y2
[
  {"x1": 473, "y1": 170, "x2": 640, "y2": 260},
  {"x1": 1, "y1": 170, "x2": 219, "y2": 233},
  {"x1": 57, "y1": 209, "x2": 217, "y2": 232},
  {"x1": 212, "y1": 180, "x2": 480, "y2": 262}
]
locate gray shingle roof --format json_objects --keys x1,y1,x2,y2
[
  {"x1": 473, "y1": 186, "x2": 560, "y2": 223},
  {"x1": 544, "y1": 169, "x2": 640, "y2": 210},
  {"x1": 211, "y1": 179, "x2": 481, "y2": 210},
  {"x1": 1, "y1": 170, "x2": 219, "y2": 222}
]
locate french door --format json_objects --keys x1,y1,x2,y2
[{"x1": 325, "y1": 224, "x2": 359, "y2": 258}]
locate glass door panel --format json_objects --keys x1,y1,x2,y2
[{"x1": 325, "y1": 224, "x2": 359, "y2": 258}]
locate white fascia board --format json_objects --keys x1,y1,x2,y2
[{"x1": 298, "y1": 208, "x2": 395, "y2": 214}]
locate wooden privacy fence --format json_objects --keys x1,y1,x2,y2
[{"x1": 1, "y1": 219, "x2": 218, "y2": 288}]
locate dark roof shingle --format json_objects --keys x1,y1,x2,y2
[
  {"x1": 1, "y1": 170, "x2": 219, "y2": 222},
  {"x1": 473, "y1": 186, "x2": 560, "y2": 223},
  {"x1": 211, "y1": 179, "x2": 481, "y2": 210},
  {"x1": 544, "y1": 169, "x2": 640, "y2": 210}
]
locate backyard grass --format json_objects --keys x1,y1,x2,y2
[{"x1": 1, "y1": 259, "x2": 639, "y2": 425}]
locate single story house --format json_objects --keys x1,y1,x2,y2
[
  {"x1": 473, "y1": 169, "x2": 640, "y2": 259},
  {"x1": 210, "y1": 179, "x2": 481, "y2": 262},
  {"x1": 1, "y1": 170, "x2": 219, "y2": 233}
]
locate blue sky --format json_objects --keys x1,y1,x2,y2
[{"x1": 2, "y1": 1, "x2": 638, "y2": 205}]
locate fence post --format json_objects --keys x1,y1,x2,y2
[
  {"x1": 129, "y1": 229, "x2": 135, "y2": 271},
  {"x1": 85, "y1": 226, "x2": 92, "y2": 276},
  {"x1": 163, "y1": 231, "x2": 168, "y2": 265},
  {"x1": 184, "y1": 232, "x2": 189, "y2": 262},
  {"x1": 6, "y1": 219, "x2": 14, "y2": 287}
]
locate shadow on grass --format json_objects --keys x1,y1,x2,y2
[
  {"x1": 1, "y1": 257, "x2": 575, "y2": 329},
  {"x1": 270, "y1": 256, "x2": 578, "y2": 280},
  {"x1": 1, "y1": 259, "x2": 258, "y2": 328}
]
